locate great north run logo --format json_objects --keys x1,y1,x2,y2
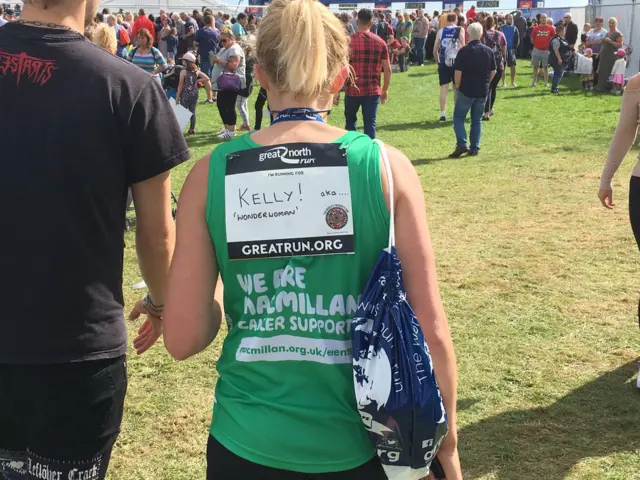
[{"x1": 258, "y1": 146, "x2": 315, "y2": 165}]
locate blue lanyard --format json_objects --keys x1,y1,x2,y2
[{"x1": 271, "y1": 108, "x2": 329, "y2": 125}]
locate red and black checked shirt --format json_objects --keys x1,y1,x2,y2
[{"x1": 346, "y1": 31, "x2": 389, "y2": 97}]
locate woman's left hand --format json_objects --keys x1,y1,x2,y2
[{"x1": 129, "y1": 299, "x2": 163, "y2": 355}]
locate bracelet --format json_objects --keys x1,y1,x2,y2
[{"x1": 143, "y1": 293, "x2": 164, "y2": 315}]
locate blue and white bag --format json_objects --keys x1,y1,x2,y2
[{"x1": 352, "y1": 141, "x2": 449, "y2": 480}]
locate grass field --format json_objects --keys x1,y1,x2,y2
[{"x1": 113, "y1": 63, "x2": 640, "y2": 480}]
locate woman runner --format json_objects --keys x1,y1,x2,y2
[{"x1": 156, "y1": 0, "x2": 461, "y2": 477}]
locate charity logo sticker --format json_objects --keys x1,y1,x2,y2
[{"x1": 325, "y1": 205, "x2": 349, "y2": 230}]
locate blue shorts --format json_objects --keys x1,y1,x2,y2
[
  {"x1": 165, "y1": 88, "x2": 177, "y2": 100},
  {"x1": 438, "y1": 64, "x2": 455, "y2": 86}
]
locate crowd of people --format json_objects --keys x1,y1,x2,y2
[{"x1": 1, "y1": 3, "x2": 624, "y2": 144}]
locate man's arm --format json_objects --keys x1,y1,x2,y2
[
  {"x1": 458, "y1": 27, "x2": 465, "y2": 47},
  {"x1": 490, "y1": 69, "x2": 496, "y2": 82},
  {"x1": 192, "y1": 30, "x2": 199, "y2": 50},
  {"x1": 433, "y1": 31, "x2": 441, "y2": 62},
  {"x1": 132, "y1": 172, "x2": 175, "y2": 308},
  {"x1": 381, "y1": 56, "x2": 391, "y2": 103},
  {"x1": 454, "y1": 69, "x2": 462, "y2": 89}
]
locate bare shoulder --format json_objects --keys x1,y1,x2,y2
[
  {"x1": 379, "y1": 143, "x2": 420, "y2": 192},
  {"x1": 626, "y1": 73, "x2": 640, "y2": 91},
  {"x1": 384, "y1": 144, "x2": 413, "y2": 171},
  {"x1": 182, "y1": 155, "x2": 210, "y2": 195}
]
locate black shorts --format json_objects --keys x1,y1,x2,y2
[
  {"x1": 507, "y1": 49, "x2": 517, "y2": 67},
  {"x1": 206, "y1": 435, "x2": 388, "y2": 479},
  {"x1": 438, "y1": 63, "x2": 455, "y2": 86},
  {"x1": 0, "y1": 356, "x2": 127, "y2": 480}
]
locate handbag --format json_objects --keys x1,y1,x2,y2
[
  {"x1": 352, "y1": 140, "x2": 449, "y2": 480},
  {"x1": 217, "y1": 70, "x2": 241, "y2": 91}
]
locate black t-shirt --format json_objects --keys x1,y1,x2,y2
[{"x1": 0, "y1": 23, "x2": 190, "y2": 364}]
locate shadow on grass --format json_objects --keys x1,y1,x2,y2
[
  {"x1": 408, "y1": 71, "x2": 437, "y2": 77},
  {"x1": 459, "y1": 361, "x2": 640, "y2": 479},
  {"x1": 412, "y1": 155, "x2": 459, "y2": 165},
  {"x1": 378, "y1": 121, "x2": 450, "y2": 132},
  {"x1": 186, "y1": 134, "x2": 225, "y2": 149}
]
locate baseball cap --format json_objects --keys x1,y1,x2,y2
[{"x1": 182, "y1": 51, "x2": 197, "y2": 63}]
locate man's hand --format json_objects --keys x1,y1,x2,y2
[
  {"x1": 129, "y1": 299, "x2": 163, "y2": 355},
  {"x1": 381, "y1": 91, "x2": 388, "y2": 104}
]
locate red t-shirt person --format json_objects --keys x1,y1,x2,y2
[
  {"x1": 132, "y1": 15, "x2": 155, "y2": 39},
  {"x1": 531, "y1": 24, "x2": 556, "y2": 51},
  {"x1": 465, "y1": 6, "x2": 477, "y2": 22}
]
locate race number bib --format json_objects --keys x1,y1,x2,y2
[{"x1": 225, "y1": 143, "x2": 354, "y2": 260}]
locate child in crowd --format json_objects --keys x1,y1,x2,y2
[
  {"x1": 176, "y1": 52, "x2": 212, "y2": 135},
  {"x1": 610, "y1": 48, "x2": 627, "y2": 95},
  {"x1": 395, "y1": 36, "x2": 411, "y2": 73},
  {"x1": 162, "y1": 57, "x2": 184, "y2": 99},
  {"x1": 581, "y1": 48, "x2": 594, "y2": 91},
  {"x1": 164, "y1": 27, "x2": 178, "y2": 60},
  {"x1": 578, "y1": 33, "x2": 587, "y2": 54},
  {"x1": 387, "y1": 33, "x2": 401, "y2": 66}
]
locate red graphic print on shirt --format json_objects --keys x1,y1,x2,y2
[{"x1": 0, "y1": 49, "x2": 56, "y2": 86}]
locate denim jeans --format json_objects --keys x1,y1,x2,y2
[
  {"x1": 453, "y1": 91, "x2": 486, "y2": 151},
  {"x1": 344, "y1": 95, "x2": 381, "y2": 139},
  {"x1": 200, "y1": 60, "x2": 212, "y2": 78},
  {"x1": 413, "y1": 37, "x2": 426, "y2": 65},
  {"x1": 551, "y1": 61, "x2": 566, "y2": 92}
]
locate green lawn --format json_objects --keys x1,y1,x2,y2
[{"x1": 113, "y1": 63, "x2": 640, "y2": 480}]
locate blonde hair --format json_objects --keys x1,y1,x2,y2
[
  {"x1": 256, "y1": 0, "x2": 349, "y2": 98},
  {"x1": 438, "y1": 13, "x2": 448, "y2": 30},
  {"x1": 546, "y1": 17, "x2": 553, "y2": 25},
  {"x1": 92, "y1": 24, "x2": 117, "y2": 54},
  {"x1": 608, "y1": 16, "x2": 618, "y2": 27}
]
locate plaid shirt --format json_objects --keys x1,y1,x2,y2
[{"x1": 346, "y1": 31, "x2": 389, "y2": 97}]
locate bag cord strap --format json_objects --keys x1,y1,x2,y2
[{"x1": 375, "y1": 139, "x2": 395, "y2": 250}]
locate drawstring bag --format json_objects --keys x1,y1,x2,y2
[{"x1": 351, "y1": 140, "x2": 449, "y2": 480}]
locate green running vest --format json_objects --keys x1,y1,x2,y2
[{"x1": 206, "y1": 131, "x2": 389, "y2": 473}]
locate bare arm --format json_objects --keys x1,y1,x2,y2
[
  {"x1": 382, "y1": 57, "x2": 391, "y2": 94},
  {"x1": 197, "y1": 70, "x2": 211, "y2": 82},
  {"x1": 458, "y1": 28, "x2": 465, "y2": 47},
  {"x1": 164, "y1": 157, "x2": 222, "y2": 360},
  {"x1": 454, "y1": 69, "x2": 462, "y2": 89},
  {"x1": 176, "y1": 70, "x2": 185, "y2": 103},
  {"x1": 132, "y1": 171, "x2": 175, "y2": 307},
  {"x1": 600, "y1": 85, "x2": 640, "y2": 190},
  {"x1": 433, "y1": 32, "x2": 441, "y2": 62},
  {"x1": 218, "y1": 54, "x2": 239, "y2": 69},
  {"x1": 614, "y1": 33, "x2": 623, "y2": 48},
  {"x1": 382, "y1": 145, "x2": 461, "y2": 479},
  {"x1": 490, "y1": 69, "x2": 496, "y2": 82}
]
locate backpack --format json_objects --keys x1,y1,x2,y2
[
  {"x1": 377, "y1": 20, "x2": 389, "y2": 40},
  {"x1": 118, "y1": 27, "x2": 130, "y2": 47},
  {"x1": 484, "y1": 30, "x2": 503, "y2": 65},
  {"x1": 443, "y1": 27, "x2": 461, "y2": 67}
]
